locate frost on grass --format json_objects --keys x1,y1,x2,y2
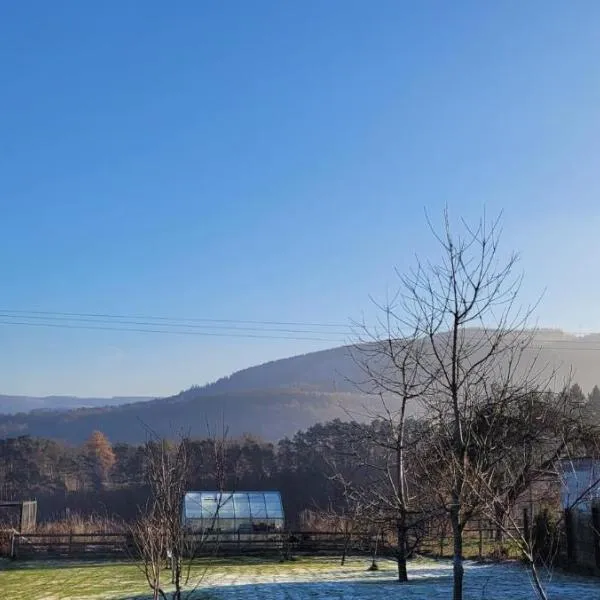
[
  {"x1": 197, "y1": 559, "x2": 600, "y2": 600},
  {"x1": 1, "y1": 558, "x2": 600, "y2": 600}
]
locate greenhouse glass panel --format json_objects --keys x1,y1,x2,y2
[
  {"x1": 264, "y1": 492, "x2": 283, "y2": 518},
  {"x1": 182, "y1": 491, "x2": 284, "y2": 533},
  {"x1": 248, "y1": 493, "x2": 267, "y2": 519},
  {"x1": 218, "y1": 493, "x2": 235, "y2": 518},
  {"x1": 200, "y1": 493, "x2": 219, "y2": 519},
  {"x1": 184, "y1": 493, "x2": 203, "y2": 519},
  {"x1": 233, "y1": 493, "x2": 251, "y2": 518}
]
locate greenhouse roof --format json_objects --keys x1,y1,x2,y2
[{"x1": 182, "y1": 491, "x2": 284, "y2": 520}]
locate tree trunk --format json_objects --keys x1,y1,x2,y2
[
  {"x1": 368, "y1": 530, "x2": 380, "y2": 571},
  {"x1": 397, "y1": 519, "x2": 408, "y2": 582},
  {"x1": 173, "y1": 552, "x2": 182, "y2": 600},
  {"x1": 340, "y1": 519, "x2": 351, "y2": 566},
  {"x1": 450, "y1": 503, "x2": 464, "y2": 600},
  {"x1": 341, "y1": 530, "x2": 350, "y2": 566},
  {"x1": 530, "y1": 561, "x2": 549, "y2": 600},
  {"x1": 495, "y1": 504, "x2": 505, "y2": 542}
]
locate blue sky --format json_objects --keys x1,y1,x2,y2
[{"x1": 1, "y1": 1, "x2": 600, "y2": 396}]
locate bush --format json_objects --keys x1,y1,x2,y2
[{"x1": 532, "y1": 509, "x2": 560, "y2": 565}]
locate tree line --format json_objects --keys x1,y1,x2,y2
[
  {"x1": 0, "y1": 420, "x2": 381, "y2": 523},
  {"x1": 0, "y1": 381, "x2": 598, "y2": 525}
]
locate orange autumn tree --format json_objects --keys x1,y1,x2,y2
[{"x1": 85, "y1": 430, "x2": 116, "y2": 489}]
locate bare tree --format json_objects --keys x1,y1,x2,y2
[
  {"x1": 346, "y1": 316, "x2": 434, "y2": 581},
  {"x1": 130, "y1": 434, "x2": 190, "y2": 600},
  {"x1": 338, "y1": 497, "x2": 365, "y2": 566},
  {"x1": 370, "y1": 209, "x2": 543, "y2": 600},
  {"x1": 311, "y1": 482, "x2": 366, "y2": 566},
  {"x1": 132, "y1": 508, "x2": 168, "y2": 600},
  {"x1": 132, "y1": 424, "x2": 230, "y2": 600}
]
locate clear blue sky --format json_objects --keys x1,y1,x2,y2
[{"x1": 1, "y1": 1, "x2": 600, "y2": 397}]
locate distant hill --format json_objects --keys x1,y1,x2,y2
[
  {"x1": 1, "y1": 329, "x2": 599, "y2": 444},
  {"x1": 0, "y1": 395, "x2": 154, "y2": 415},
  {"x1": 0, "y1": 389, "x2": 373, "y2": 444}
]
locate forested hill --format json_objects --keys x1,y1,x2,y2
[
  {"x1": 161, "y1": 329, "x2": 600, "y2": 397},
  {"x1": 0, "y1": 389, "x2": 371, "y2": 444},
  {"x1": 1, "y1": 329, "x2": 600, "y2": 444}
]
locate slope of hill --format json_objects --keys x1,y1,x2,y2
[
  {"x1": 1, "y1": 329, "x2": 599, "y2": 444},
  {"x1": 197, "y1": 345, "x2": 360, "y2": 394},
  {"x1": 0, "y1": 395, "x2": 154, "y2": 415},
  {"x1": 0, "y1": 389, "x2": 372, "y2": 444}
]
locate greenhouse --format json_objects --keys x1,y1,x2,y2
[{"x1": 182, "y1": 491, "x2": 285, "y2": 533}]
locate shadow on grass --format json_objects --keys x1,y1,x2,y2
[
  {"x1": 106, "y1": 576, "x2": 457, "y2": 600},
  {"x1": 105, "y1": 563, "x2": 600, "y2": 600},
  {"x1": 7, "y1": 560, "x2": 600, "y2": 600}
]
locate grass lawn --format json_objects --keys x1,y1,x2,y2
[
  {"x1": 1, "y1": 555, "x2": 599, "y2": 600},
  {"x1": 0, "y1": 556, "x2": 381, "y2": 600},
  {"x1": 0, "y1": 560, "x2": 147, "y2": 600}
]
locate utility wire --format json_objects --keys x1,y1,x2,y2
[
  {"x1": 0, "y1": 312, "x2": 351, "y2": 336},
  {"x1": 0, "y1": 319, "x2": 348, "y2": 342},
  {"x1": 0, "y1": 310, "x2": 599, "y2": 349},
  {"x1": 0, "y1": 309, "x2": 353, "y2": 330}
]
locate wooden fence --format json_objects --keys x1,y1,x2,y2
[
  {"x1": 8, "y1": 532, "x2": 133, "y2": 560},
  {"x1": 4, "y1": 523, "x2": 519, "y2": 561},
  {"x1": 6, "y1": 530, "x2": 400, "y2": 561}
]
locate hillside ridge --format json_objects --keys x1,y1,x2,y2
[{"x1": 2, "y1": 329, "x2": 600, "y2": 443}]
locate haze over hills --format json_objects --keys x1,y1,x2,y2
[
  {"x1": 0, "y1": 395, "x2": 154, "y2": 415},
  {"x1": 1, "y1": 329, "x2": 600, "y2": 444}
]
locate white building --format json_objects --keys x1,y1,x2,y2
[{"x1": 559, "y1": 458, "x2": 600, "y2": 513}]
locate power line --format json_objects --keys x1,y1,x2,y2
[
  {"x1": 0, "y1": 310, "x2": 600, "y2": 350},
  {"x1": 0, "y1": 312, "x2": 351, "y2": 336},
  {"x1": 0, "y1": 309, "x2": 353, "y2": 330},
  {"x1": 0, "y1": 319, "x2": 348, "y2": 342}
]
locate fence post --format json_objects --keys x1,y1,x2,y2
[
  {"x1": 10, "y1": 532, "x2": 18, "y2": 560},
  {"x1": 478, "y1": 520, "x2": 483, "y2": 560},
  {"x1": 565, "y1": 508, "x2": 576, "y2": 566},
  {"x1": 591, "y1": 503, "x2": 600, "y2": 570}
]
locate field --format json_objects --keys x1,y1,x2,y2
[{"x1": 0, "y1": 556, "x2": 599, "y2": 600}]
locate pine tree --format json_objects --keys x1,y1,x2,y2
[{"x1": 587, "y1": 385, "x2": 600, "y2": 421}]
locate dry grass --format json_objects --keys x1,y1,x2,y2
[{"x1": 36, "y1": 514, "x2": 125, "y2": 536}]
